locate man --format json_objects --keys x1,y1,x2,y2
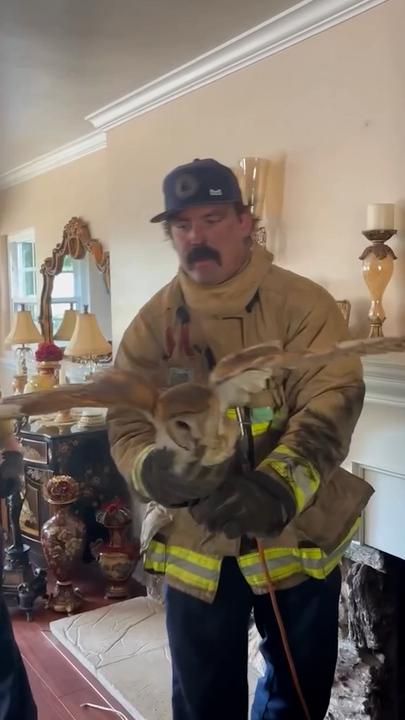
[
  {"x1": 108, "y1": 158, "x2": 372, "y2": 720},
  {"x1": 0, "y1": 421, "x2": 37, "y2": 720}
]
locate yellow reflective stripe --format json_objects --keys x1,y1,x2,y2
[
  {"x1": 260, "y1": 443, "x2": 320, "y2": 512},
  {"x1": 251, "y1": 421, "x2": 270, "y2": 436},
  {"x1": 168, "y1": 544, "x2": 220, "y2": 570},
  {"x1": 226, "y1": 408, "x2": 270, "y2": 437},
  {"x1": 144, "y1": 540, "x2": 221, "y2": 593},
  {"x1": 270, "y1": 408, "x2": 288, "y2": 430},
  {"x1": 144, "y1": 539, "x2": 166, "y2": 572},
  {"x1": 131, "y1": 443, "x2": 155, "y2": 499},
  {"x1": 143, "y1": 518, "x2": 360, "y2": 593},
  {"x1": 239, "y1": 517, "x2": 360, "y2": 585},
  {"x1": 165, "y1": 564, "x2": 218, "y2": 592}
]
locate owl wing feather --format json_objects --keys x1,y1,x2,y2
[
  {"x1": 210, "y1": 336, "x2": 405, "y2": 409},
  {"x1": 0, "y1": 368, "x2": 158, "y2": 420}
]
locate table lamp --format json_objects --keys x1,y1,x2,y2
[
  {"x1": 64, "y1": 305, "x2": 111, "y2": 378},
  {"x1": 63, "y1": 306, "x2": 111, "y2": 427},
  {"x1": 5, "y1": 304, "x2": 43, "y2": 393},
  {"x1": 54, "y1": 303, "x2": 78, "y2": 341}
]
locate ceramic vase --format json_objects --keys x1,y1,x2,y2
[
  {"x1": 93, "y1": 501, "x2": 138, "y2": 599},
  {"x1": 41, "y1": 474, "x2": 85, "y2": 614}
]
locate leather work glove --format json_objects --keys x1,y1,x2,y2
[
  {"x1": 140, "y1": 447, "x2": 231, "y2": 507},
  {"x1": 0, "y1": 450, "x2": 24, "y2": 499},
  {"x1": 190, "y1": 466, "x2": 296, "y2": 539}
]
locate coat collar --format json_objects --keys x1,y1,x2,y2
[{"x1": 177, "y1": 244, "x2": 273, "y2": 317}]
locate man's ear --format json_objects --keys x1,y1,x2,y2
[{"x1": 239, "y1": 209, "x2": 254, "y2": 237}]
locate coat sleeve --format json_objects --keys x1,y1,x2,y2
[
  {"x1": 257, "y1": 288, "x2": 365, "y2": 514},
  {"x1": 107, "y1": 311, "x2": 162, "y2": 501}
]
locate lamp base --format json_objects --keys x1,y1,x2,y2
[{"x1": 12, "y1": 374, "x2": 27, "y2": 395}]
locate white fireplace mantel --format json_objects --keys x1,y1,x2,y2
[
  {"x1": 348, "y1": 358, "x2": 405, "y2": 561},
  {"x1": 363, "y1": 357, "x2": 405, "y2": 408}
]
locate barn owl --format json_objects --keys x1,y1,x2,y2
[{"x1": 1, "y1": 336, "x2": 404, "y2": 470}]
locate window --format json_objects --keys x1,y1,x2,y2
[
  {"x1": 51, "y1": 256, "x2": 85, "y2": 335},
  {"x1": 7, "y1": 228, "x2": 38, "y2": 319}
]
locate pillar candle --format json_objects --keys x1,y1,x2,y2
[{"x1": 366, "y1": 203, "x2": 395, "y2": 230}]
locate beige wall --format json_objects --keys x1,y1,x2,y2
[
  {"x1": 106, "y1": 0, "x2": 405, "y2": 347},
  {"x1": 0, "y1": 150, "x2": 109, "y2": 392},
  {"x1": 0, "y1": 148, "x2": 109, "y2": 271},
  {"x1": 1, "y1": 0, "x2": 404, "y2": 357}
]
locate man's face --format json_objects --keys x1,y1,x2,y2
[{"x1": 169, "y1": 204, "x2": 253, "y2": 285}]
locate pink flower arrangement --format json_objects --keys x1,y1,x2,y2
[{"x1": 35, "y1": 341, "x2": 63, "y2": 362}]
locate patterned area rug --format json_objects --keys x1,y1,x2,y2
[{"x1": 50, "y1": 596, "x2": 260, "y2": 720}]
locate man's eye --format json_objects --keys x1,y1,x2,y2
[
  {"x1": 205, "y1": 216, "x2": 221, "y2": 224},
  {"x1": 174, "y1": 222, "x2": 189, "y2": 231}
]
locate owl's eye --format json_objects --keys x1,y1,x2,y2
[{"x1": 175, "y1": 420, "x2": 190, "y2": 431}]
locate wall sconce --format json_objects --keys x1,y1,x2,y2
[
  {"x1": 359, "y1": 203, "x2": 397, "y2": 338},
  {"x1": 234, "y1": 157, "x2": 271, "y2": 247}
]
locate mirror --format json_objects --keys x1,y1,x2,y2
[{"x1": 39, "y1": 217, "x2": 111, "y2": 343}]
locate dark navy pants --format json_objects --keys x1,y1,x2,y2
[
  {"x1": 0, "y1": 595, "x2": 37, "y2": 720},
  {"x1": 165, "y1": 558, "x2": 341, "y2": 720}
]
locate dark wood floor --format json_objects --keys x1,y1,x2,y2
[{"x1": 10, "y1": 563, "x2": 145, "y2": 720}]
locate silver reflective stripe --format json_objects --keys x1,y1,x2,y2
[
  {"x1": 294, "y1": 465, "x2": 315, "y2": 502},
  {"x1": 166, "y1": 553, "x2": 219, "y2": 581},
  {"x1": 145, "y1": 546, "x2": 220, "y2": 581},
  {"x1": 239, "y1": 555, "x2": 289, "y2": 578},
  {"x1": 147, "y1": 550, "x2": 166, "y2": 564}
]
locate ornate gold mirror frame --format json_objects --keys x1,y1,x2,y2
[{"x1": 39, "y1": 216, "x2": 110, "y2": 341}]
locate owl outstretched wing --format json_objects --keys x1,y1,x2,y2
[
  {"x1": 0, "y1": 368, "x2": 158, "y2": 420},
  {"x1": 210, "y1": 336, "x2": 405, "y2": 409}
]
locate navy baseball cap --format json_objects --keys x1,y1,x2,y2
[{"x1": 150, "y1": 158, "x2": 243, "y2": 223}]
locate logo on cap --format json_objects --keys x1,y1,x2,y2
[
  {"x1": 175, "y1": 173, "x2": 199, "y2": 199},
  {"x1": 209, "y1": 188, "x2": 223, "y2": 196}
]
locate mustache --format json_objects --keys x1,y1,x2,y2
[{"x1": 186, "y1": 246, "x2": 222, "y2": 267}]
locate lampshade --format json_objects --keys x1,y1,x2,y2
[
  {"x1": 64, "y1": 306, "x2": 111, "y2": 358},
  {"x1": 5, "y1": 305, "x2": 43, "y2": 346},
  {"x1": 54, "y1": 305, "x2": 78, "y2": 341}
]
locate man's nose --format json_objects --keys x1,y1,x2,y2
[{"x1": 188, "y1": 222, "x2": 206, "y2": 244}]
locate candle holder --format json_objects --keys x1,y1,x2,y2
[{"x1": 359, "y1": 229, "x2": 397, "y2": 338}]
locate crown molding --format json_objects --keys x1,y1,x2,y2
[
  {"x1": 0, "y1": 0, "x2": 386, "y2": 189},
  {"x1": 0, "y1": 131, "x2": 106, "y2": 190},
  {"x1": 363, "y1": 358, "x2": 405, "y2": 407},
  {"x1": 86, "y1": 0, "x2": 387, "y2": 131}
]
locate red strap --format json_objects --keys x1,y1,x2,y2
[
  {"x1": 165, "y1": 327, "x2": 175, "y2": 358},
  {"x1": 180, "y1": 324, "x2": 193, "y2": 356}
]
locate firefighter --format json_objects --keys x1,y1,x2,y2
[{"x1": 108, "y1": 158, "x2": 372, "y2": 720}]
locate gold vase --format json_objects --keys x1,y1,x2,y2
[{"x1": 24, "y1": 361, "x2": 60, "y2": 393}]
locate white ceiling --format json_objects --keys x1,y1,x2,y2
[{"x1": 0, "y1": 0, "x2": 298, "y2": 175}]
